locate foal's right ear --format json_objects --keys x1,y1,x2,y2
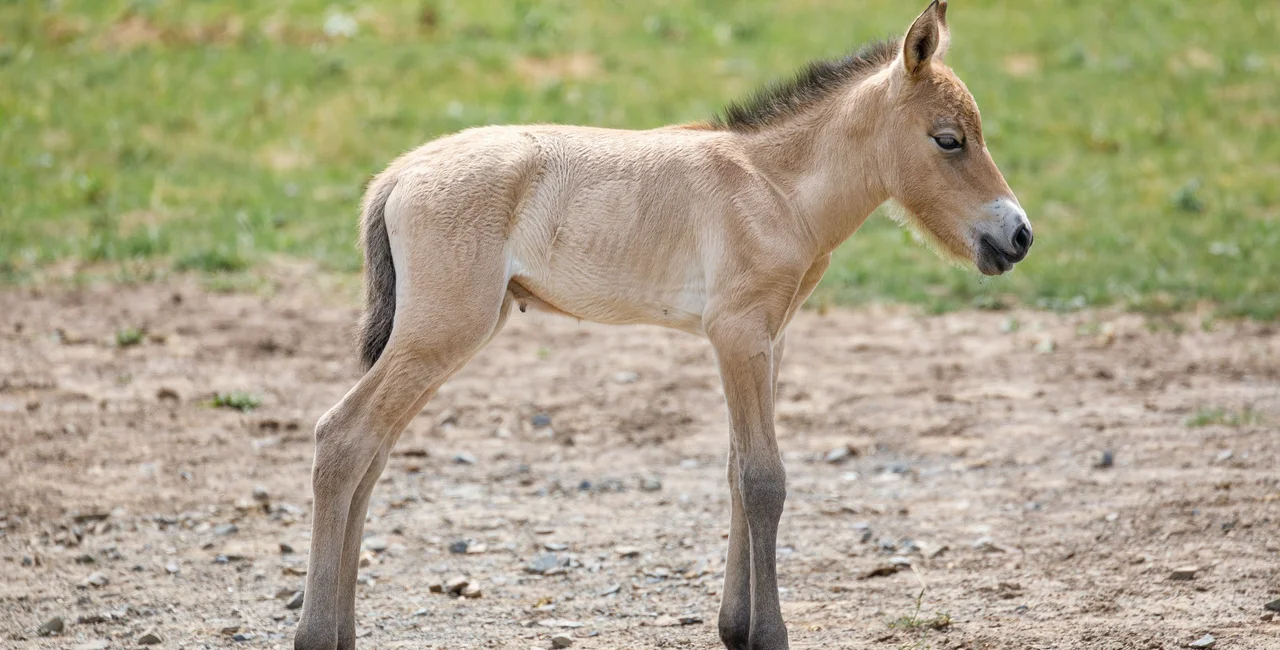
[{"x1": 903, "y1": 0, "x2": 946, "y2": 77}]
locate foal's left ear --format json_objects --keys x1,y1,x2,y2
[{"x1": 903, "y1": 0, "x2": 951, "y2": 76}]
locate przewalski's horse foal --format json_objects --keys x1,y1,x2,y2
[{"x1": 295, "y1": 2, "x2": 1032, "y2": 649}]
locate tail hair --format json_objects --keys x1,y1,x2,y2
[{"x1": 356, "y1": 174, "x2": 398, "y2": 371}]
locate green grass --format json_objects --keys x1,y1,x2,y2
[
  {"x1": 2, "y1": 1, "x2": 1278, "y2": 317},
  {"x1": 113, "y1": 325, "x2": 144, "y2": 347},
  {"x1": 210, "y1": 391, "x2": 262, "y2": 412},
  {"x1": 1186, "y1": 407, "x2": 1267, "y2": 428}
]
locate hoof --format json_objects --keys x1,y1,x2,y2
[
  {"x1": 718, "y1": 627, "x2": 750, "y2": 650},
  {"x1": 293, "y1": 626, "x2": 337, "y2": 650}
]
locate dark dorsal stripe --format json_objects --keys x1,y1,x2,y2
[{"x1": 712, "y1": 39, "x2": 900, "y2": 132}]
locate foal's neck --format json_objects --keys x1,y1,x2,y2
[{"x1": 737, "y1": 75, "x2": 893, "y2": 258}]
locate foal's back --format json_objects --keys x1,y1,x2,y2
[{"x1": 382, "y1": 124, "x2": 774, "y2": 333}]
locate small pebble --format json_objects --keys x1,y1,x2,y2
[
  {"x1": 531, "y1": 413, "x2": 552, "y2": 428},
  {"x1": 232, "y1": 633, "x2": 255, "y2": 642},
  {"x1": 526, "y1": 553, "x2": 561, "y2": 575},
  {"x1": 460, "y1": 584, "x2": 482, "y2": 599},
  {"x1": 825, "y1": 446, "x2": 853, "y2": 464},
  {"x1": 82, "y1": 572, "x2": 109, "y2": 588},
  {"x1": 445, "y1": 575, "x2": 469, "y2": 594},
  {"x1": 214, "y1": 523, "x2": 238, "y2": 537},
  {"x1": 1095, "y1": 450, "x2": 1114, "y2": 469},
  {"x1": 363, "y1": 537, "x2": 389, "y2": 553},
  {"x1": 448, "y1": 540, "x2": 469, "y2": 554},
  {"x1": 285, "y1": 591, "x2": 304, "y2": 610},
  {"x1": 615, "y1": 546, "x2": 640, "y2": 559},
  {"x1": 1188, "y1": 634, "x2": 1215, "y2": 649},
  {"x1": 38, "y1": 616, "x2": 64, "y2": 636},
  {"x1": 640, "y1": 476, "x2": 662, "y2": 492},
  {"x1": 453, "y1": 452, "x2": 477, "y2": 465},
  {"x1": 138, "y1": 630, "x2": 163, "y2": 645},
  {"x1": 1266, "y1": 598, "x2": 1280, "y2": 612},
  {"x1": 279, "y1": 543, "x2": 294, "y2": 555},
  {"x1": 252, "y1": 486, "x2": 270, "y2": 502},
  {"x1": 1170, "y1": 566, "x2": 1198, "y2": 581},
  {"x1": 551, "y1": 633, "x2": 574, "y2": 648},
  {"x1": 612, "y1": 371, "x2": 639, "y2": 384},
  {"x1": 971, "y1": 537, "x2": 1006, "y2": 553}
]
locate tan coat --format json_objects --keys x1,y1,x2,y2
[{"x1": 294, "y1": 3, "x2": 1032, "y2": 649}]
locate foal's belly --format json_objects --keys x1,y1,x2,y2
[{"x1": 505, "y1": 248, "x2": 707, "y2": 335}]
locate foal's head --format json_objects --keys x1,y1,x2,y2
[{"x1": 880, "y1": 1, "x2": 1033, "y2": 275}]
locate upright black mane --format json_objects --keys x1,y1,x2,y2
[{"x1": 712, "y1": 39, "x2": 900, "y2": 132}]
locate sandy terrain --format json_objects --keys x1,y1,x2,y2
[{"x1": 2, "y1": 277, "x2": 1278, "y2": 649}]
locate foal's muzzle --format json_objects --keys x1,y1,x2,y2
[
  {"x1": 975, "y1": 197, "x2": 1033, "y2": 276},
  {"x1": 976, "y1": 224, "x2": 1033, "y2": 276}
]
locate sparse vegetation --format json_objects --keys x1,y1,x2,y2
[
  {"x1": 210, "y1": 391, "x2": 262, "y2": 412},
  {"x1": 1186, "y1": 407, "x2": 1267, "y2": 428},
  {"x1": 887, "y1": 567, "x2": 952, "y2": 649},
  {"x1": 2, "y1": 1, "x2": 1277, "y2": 318},
  {"x1": 114, "y1": 326, "x2": 145, "y2": 347}
]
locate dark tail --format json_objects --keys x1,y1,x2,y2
[{"x1": 356, "y1": 174, "x2": 399, "y2": 371}]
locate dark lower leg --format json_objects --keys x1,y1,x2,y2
[
  {"x1": 718, "y1": 445, "x2": 753, "y2": 649},
  {"x1": 742, "y1": 457, "x2": 788, "y2": 650}
]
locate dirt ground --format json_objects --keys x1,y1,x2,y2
[{"x1": 2, "y1": 276, "x2": 1278, "y2": 650}]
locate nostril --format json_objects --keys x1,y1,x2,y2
[{"x1": 1012, "y1": 224, "x2": 1033, "y2": 255}]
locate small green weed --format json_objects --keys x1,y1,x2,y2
[
  {"x1": 210, "y1": 391, "x2": 262, "y2": 412},
  {"x1": 887, "y1": 567, "x2": 952, "y2": 650},
  {"x1": 114, "y1": 326, "x2": 145, "y2": 347}
]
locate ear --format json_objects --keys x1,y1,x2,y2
[
  {"x1": 935, "y1": 0, "x2": 951, "y2": 60},
  {"x1": 903, "y1": 0, "x2": 948, "y2": 76}
]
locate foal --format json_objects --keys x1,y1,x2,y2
[{"x1": 294, "y1": 2, "x2": 1033, "y2": 649}]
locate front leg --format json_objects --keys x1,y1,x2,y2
[
  {"x1": 718, "y1": 443, "x2": 752, "y2": 649},
  {"x1": 719, "y1": 332, "x2": 788, "y2": 650},
  {"x1": 710, "y1": 317, "x2": 789, "y2": 650}
]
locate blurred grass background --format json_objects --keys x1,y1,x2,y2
[{"x1": 1, "y1": 0, "x2": 1277, "y2": 316}]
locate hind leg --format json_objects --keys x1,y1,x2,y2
[
  {"x1": 329, "y1": 294, "x2": 514, "y2": 649},
  {"x1": 295, "y1": 261, "x2": 511, "y2": 650}
]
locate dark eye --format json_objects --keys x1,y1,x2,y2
[{"x1": 933, "y1": 134, "x2": 963, "y2": 151}]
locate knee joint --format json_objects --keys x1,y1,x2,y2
[{"x1": 739, "y1": 464, "x2": 787, "y2": 514}]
